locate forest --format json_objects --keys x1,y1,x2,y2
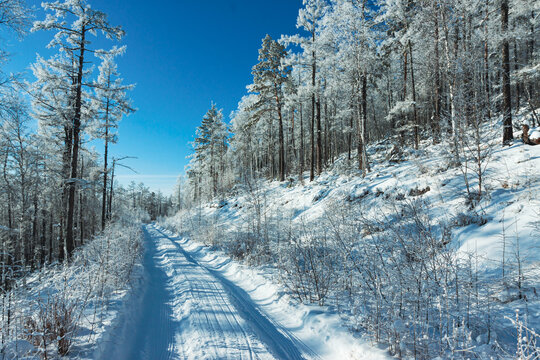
[
  {"x1": 0, "y1": 0, "x2": 173, "y2": 273},
  {"x1": 0, "y1": 1, "x2": 172, "y2": 357},
  {"x1": 0, "y1": 0, "x2": 538, "y2": 358},
  {"x1": 184, "y1": 0, "x2": 538, "y2": 198},
  {"x1": 174, "y1": 0, "x2": 540, "y2": 358}
]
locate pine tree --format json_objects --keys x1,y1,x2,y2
[
  {"x1": 192, "y1": 104, "x2": 228, "y2": 199},
  {"x1": 249, "y1": 35, "x2": 291, "y2": 182}
]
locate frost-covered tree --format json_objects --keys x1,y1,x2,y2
[
  {"x1": 189, "y1": 104, "x2": 228, "y2": 200},
  {"x1": 92, "y1": 48, "x2": 135, "y2": 230},
  {"x1": 0, "y1": 95, "x2": 38, "y2": 267},
  {"x1": 249, "y1": 35, "x2": 291, "y2": 182},
  {"x1": 32, "y1": 0, "x2": 125, "y2": 259},
  {"x1": 229, "y1": 94, "x2": 259, "y2": 183},
  {"x1": 321, "y1": 0, "x2": 376, "y2": 174},
  {"x1": 283, "y1": 0, "x2": 328, "y2": 181}
]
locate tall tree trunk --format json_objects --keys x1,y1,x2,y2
[
  {"x1": 433, "y1": 2, "x2": 442, "y2": 142},
  {"x1": 32, "y1": 195, "x2": 38, "y2": 270},
  {"x1": 101, "y1": 98, "x2": 110, "y2": 231},
  {"x1": 513, "y1": 38, "x2": 520, "y2": 110},
  {"x1": 316, "y1": 97, "x2": 322, "y2": 175},
  {"x1": 409, "y1": 41, "x2": 419, "y2": 149},
  {"x1": 484, "y1": 0, "x2": 491, "y2": 119},
  {"x1": 310, "y1": 32, "x2": 316, "y2": 182},
  {"x1": 2, "y1": 154, "x2": 14, "y2": 267},
  {"x1": 358, "y1": 73, "x2": 370, "y2": 176},
  {"x1": 49, "y1": 211, "x2": 53, "y2": 264},
  {"x1": 79, "y1": 155, "x2": 84, "y2": 246},
  {"x1": 108, "y1": 161, "x2": 114, "y2": 221},
  {"x1": 401, "y1": 49, "x2": 408, "y2": 144},
  {"x1": 276, "y1": 92, "x2": 285, "y2": 182},
  {"x1": 529, "y1": 11, "x2": 535, "y2": 109},
  {"x1": 59, "y1": 125, "x2": 72, "y2": 262},
  {"x1": 299, "y1": 103, "x2": 304, "y2": 183},
  {"x1": 290, "y1": 109, "x2": 296, "y2": 167},
  {"x1": 66, "y1": 25, "x2": 86, "y2": 259},
  {"x1": 501, "y1": 0, "x2": 513, "y2": 144},
  {"x1": 443, "y1": 10, "x2": 459, "y2": 158},
  {"x1": 324, "y1": 102, "x2": 329, "y2": 165},
  {"x1": 40, "y1": 214, "x2": 46, "y2": 267},
  {"x1": 348, "y1": 84, "x2": 355, "y2": 160}
]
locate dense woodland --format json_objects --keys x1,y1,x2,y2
[
  {"x1": 185, "y1": 0, "x2": 539, "y2": 201},
  {"x1": 174, "y1": 0, "x2": 540, "y2": 358},
  {"x1": 0, "y1": 0, "x2": 539, "y2": 358},
  {"x1": 0, "y1": 0, "x2": 174, "y2": 288}
]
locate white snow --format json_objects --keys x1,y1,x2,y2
[
  {"x1": 161, "y1": 119, "x2": 540, "y2": 358},
  {"x1": 0, "y1": 220, "x2": 143, "y2": 360},
  {"x1": 98, "y1": 224, "x2": 389, "y2": 360}
]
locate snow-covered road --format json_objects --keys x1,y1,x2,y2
[
  {"x1": 96, "y1": 225, "x2": 178, "y2": 359},
  {"x1": 96, "y1": 224, "x2": 389, "y2": 359},
  {"x1": 99, "y1": 225, "x2": 310, "y2": 359}
]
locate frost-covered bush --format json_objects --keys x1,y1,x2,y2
[
  {"x1": 1, "y1": 218, "x2": 143, "y2": 359},
  {"x1": 277, "y1": 221, "x2": 339, "y2": 306},
  {"x1": 507, "y1": 311, "x2": 540, "y2": 360},
  {"x1": 162, "y1": 182, "x2": 536, "y2": 359},
  {"x1": 23, "y1": 293, "x2": 76, "y2": 357}
]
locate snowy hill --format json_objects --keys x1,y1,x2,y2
[{"x1": 163, "y1": 123, "x2": 540, "y2": 359}]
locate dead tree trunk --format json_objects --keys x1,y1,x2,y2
[{"x1": 501, "y1": 0, "x2": 513, "y2": 145}]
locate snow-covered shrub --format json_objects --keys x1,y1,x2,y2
[
  {"x1": 336, "y1": 198, "x2": 483, "y2": 358},
  {"x1": 454, "y1": 210, "x2": 489, "y2": 227},
  {"x1": 507, "y1": 310, "x2": 540, "y2": 360},
  {"x1": 277, "y1": 222, "x2": 338, "y2": 306},
  {"x1": 24, "y1": 293, "x2": 76, "y2": 357},
  {"x1": 227, "y1": 231, "x2": 257, "y2": 260},
  {"x1": 1, "y1": 218, "x2": 143, "y2": 359}
]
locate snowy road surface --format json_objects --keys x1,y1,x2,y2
[{"x1": 96, "y1": 224, "x2": 388, "y2": 360}]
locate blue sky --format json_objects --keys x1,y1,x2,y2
[{"x1": 4, "y1": 0, "x2": 302, "y2": 195}]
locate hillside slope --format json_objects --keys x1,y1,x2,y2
[{"x1": 164, "y1": 123, "x2": 540, "y2": 358}]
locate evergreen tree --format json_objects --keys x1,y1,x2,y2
[
  {"x1": 191, "y1": 104, "x2": 228, "y2": 199},
  {"x1": 249, "y1": 35, "x2": 291, "y2": 182}
]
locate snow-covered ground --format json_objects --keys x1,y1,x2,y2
[
  {"x1": 162, "y1": 123, "x2": 540, "y2": 358},
  {"x1": 98, "y1": 224, "x2": 389, "y2": 359},
  {"x1": 1, "y1": 220, "x2": 143, "y2": 359}
]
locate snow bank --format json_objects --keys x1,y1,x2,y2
[
  {"x1": 1, "y1": 219, "x2": 143, "y2": 359},
  {"x1": 158, "y1": 226, "x2": 389, "y2": 360},
  {"x1": 162, "y1": 117, "x2": 540, "y2": 359}
]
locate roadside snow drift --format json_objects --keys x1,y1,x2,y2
[{"x1": 98, "y1": 224, "x2": 389, "y2": 360}]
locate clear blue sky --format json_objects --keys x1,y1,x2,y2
[{"x1": 4, "y1": 0, "x2": 302, "y2": 195}]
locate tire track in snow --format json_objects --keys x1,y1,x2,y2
[
  {"x1": 153, "y1": 225, "x2": 268, "y2": 360},
  {"x1": 153, "y1": 226, "x2": 308, "y2": 360},
  {"x1": 101, "y1": 225, "x2": 310, "y2": 359}
]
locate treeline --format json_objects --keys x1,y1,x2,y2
[
  {"x1": 0, "y1": 0, "x2": 148, "y2": 282},
  {"x1": 185, "y1": 0, "x2": 538, "y2": 201}
]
